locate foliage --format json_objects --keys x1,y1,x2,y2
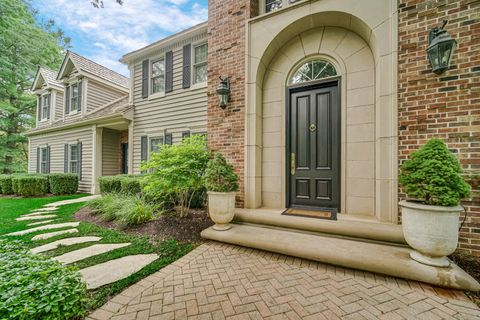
[
  {"x1": 48, "y1": 173, "x2": 78, "y2": 195},
  {"x1": 98, "y1": 175, "x2": 123, "y2": 194},
  {"x1": 0, "y1": 0, "x2": 70, "y2": 174},
  {"x1": 120, "y1": 176, "x2": 143, "y2": 195},
  {"x1": 142, "y1": 136, "x2": 209, "y2": 217},
  {"x1": 0, "y1": 240, "x2": 88, "y2": 320},
  {"x1": 204, "y1": 153, "x2": 239, "y2": 193},
  {"x1": 0, "y1": 174, "x2": 13, "y2": 194},
  {"x1": 189, "y1": 188, "x2": 206, "y2": 209},
  {"x1": 11, "y1": 175, "x2": 48, "y2": 196},
  {"x1": 399, "y1": 138, "x2": 471, "y2": 206}
]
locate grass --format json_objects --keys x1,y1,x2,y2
[{"x1": 0, "y1": 195, "x2": 194, "y2": 311}]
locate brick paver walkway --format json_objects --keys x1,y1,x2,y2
[{"x1": 88, "y1": 242, "x2": 480, "y2": 320}]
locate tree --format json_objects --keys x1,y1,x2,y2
[
  {"x1": 90, "y1": 0, "x2": 123, "y2": 8},
  {"x1": 0, "y1": 0, "x2": 70, "y2": 173}
]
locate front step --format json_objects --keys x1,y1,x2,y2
[{"x1": 201, "y1": 223, "x2": 480, "y2": 291}]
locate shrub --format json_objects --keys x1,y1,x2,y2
[
  {"x1": 48, "y1": 173, "x2": 78, "y2": 195},
  {"x1": 0, "y1": 240, "x2": 88, "y2": 320},
  {"x1": 11, "y1": 176, "x2": 48, "y2": 196},
  {"x1": 189, "y1": 187, "x2": 206, "y2": 209},
  {"x1": 142, "y1": 135, "x2": 209, "y2": 217},
  {"x1": 399, "y1": 138, "x2": 471, "y2": 206},
  {"x1": 120, "y1": 176, "x2": 143, "y2": 195},
  {"x1": 0, "y1": 175, "x2": 13, "y2": 194},
  {"x1": 98, "y1": 175, "x2": 123, "y2": 194},
  {"x1": 204, "y1": 153, "x2": 239, "y2": 192}
]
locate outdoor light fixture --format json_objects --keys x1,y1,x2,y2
[
  {"x1": 427, "y1": 20, "x2": 456, "y2": 74},
  {"x1": 216, "y1": 76, "x2": 230, "y2": 109}
]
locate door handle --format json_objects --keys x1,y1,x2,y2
[{"x1": 290, "y1": 153, "x2": 295, "y2": 176}]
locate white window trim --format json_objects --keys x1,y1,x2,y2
[
  {"x1": 148, "y1": 136, "x2": 164, "y2": 159},
  {"x1": 39, "y1": 92, "x2": 50, "y2": 122},
  {"x1": 150, "y1": 56, "x2": 166, "y2": 96},
  {"x1": 192, "y1": 42, "x2": 208, "y2": 86},
  {"x1": 69, "y1": 81, "x2": 80, "y2": 114},
  {"x1": 68, "y1": 143, "x2": 79, "y2": 174}
]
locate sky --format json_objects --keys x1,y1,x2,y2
[{"x1": 33, "y1": 0, "x2": 208, "y2": 76}]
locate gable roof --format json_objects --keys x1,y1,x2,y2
[
  {"x1": 57, "y1": 51, "x2": 129, "y2": 90},
  {"x1": 31, "y1": 66, "x2": 64, "y2": 91}
]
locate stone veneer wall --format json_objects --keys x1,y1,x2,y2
[
  {"x1": 207, "y1": 0, "x2": 259, "y2": 206},
  {"x1": 398, "y1": 0, "x2": 480, "y2": 255}
]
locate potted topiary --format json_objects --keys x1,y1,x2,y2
[
  {"x1": 203, "y1": 153, "x2": 239, "y2": 231},
  {"x1": 399, "y1": 138, "x2": 471, "y2": 267}
]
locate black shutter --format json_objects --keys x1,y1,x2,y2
[
  {"x1": 182, "y1": 131, "x2": 190, "y2": 140},
  {"x1": 182, "y1": 44, "x2": 191, "y2": 89},
  {"x1": 36, "y1": 147, "x2": 40, "y2": 173},
  {"x1": 46, "y1": 146, "x2": 51, "y2": 173},
  {"x1": 77, "y1": 142, "x2": 82, "y2": 180},
  {"x1": 165, "y1": 133, "x2": 173, "y2": 145},
  {"x1": 140, "y1": 136, "x2": 147, "y2": 162},
  {"x1": 77, "y1": 81, "x2": 82, "y2": 112},
  {"x1": 37, "y1": 96, "x2": 42, "y2": 121},
  {"x1": 141, "y1": 60, "x2": 149, "y2": 98},
  {"x1": 47, "y1": 94, "x2": 51, "y2": 120},
  {"x1": 165, "y1": 51, "x2": 173, "y2": 93},
  {"x1": 64, "y1": 144, "x2": 68, "y2": 173},
  {"x1": 65, "y1": 86, "x2": 70, "y2": 114}
]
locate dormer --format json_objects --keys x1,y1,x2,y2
[{"x1": 31, "y1": 67, "x2": 64, "y2": 127}]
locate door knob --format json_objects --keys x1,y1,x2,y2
[
  {"x1": 290, "y1": 153, "x2": 295, "y2": 176},
  {"x1": 309, "y1": 123, "x2": 317, "y2": 132}
]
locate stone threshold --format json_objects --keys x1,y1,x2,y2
[{"x1": 201, "y1": 224, "x2": 480, "y2": 291}]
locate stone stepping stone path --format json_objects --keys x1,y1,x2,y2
[
  {"x1": 34, "y1": 207, "x2": 58, "y2": 212},
  {"x1": 22, "y1": 211, "x2": 57, "y2": 217},
  {"x1": 5, "y1": 222, "x2": 79, "y2": 236},
  {"x1": 44, "y1": 195, "x2": 99, "y2": 207},
  {"x1": 31, "y1": 236, "x2": 102, "y2": 254},
  {"x1": 27, "y1": 219, "x2": 57, "y2": 226},
  {"x1": 53, "y1": 243, "x2": 131, "y2": 264},
  {"x1": 16, "y1": 214, "x2": 57, "y2": 221},
  {"x1": 32, "y1": 228, "x2": 79, "y2": 240},
  {"x1": 80, "y1": 254, "x2": 158, "y2": 289}
]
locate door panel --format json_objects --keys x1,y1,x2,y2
[{"x1": 288, "y1": 83, "x2": 340, "y2": 209}]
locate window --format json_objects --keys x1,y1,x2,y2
[
  {"x1": 69, "y1": 144, "x2": 78, "y2": 174},
  {"x1": 40, "y1": 147, "x2": 48, "y2": 173},
  {"x1": 41, "y1": 94, "x2": 50, "y2": 120},
  {"x1": 193, "y1": 43, "x2": 208, "y2": 84},
  {"x1": 289, "y1": 59, "x2": 337, "y2": 84},
  {"x1": 70, "y1": 83, "x2": 78, "y2": 113},
  {"x1": 151, "y1": 59, "x2": 165, "y2": 94},
  {"x1": 150, "y1": 137, "x2": 164, "y2": 154},
  {"x1": 265, "y1": 0, "x2": 302, "y2": 13}
]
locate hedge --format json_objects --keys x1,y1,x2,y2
[
  {"x1": 0, "y1": 175, "x2": 13, "y2": 195},
  {"x1": 120, "y1": 176, "x2": 143, "y2": 195},
  {"x1": 98, "y1": 176, "x2": 123, "y2": 194},
  {"x1": 48, "y1": 173, "x2": 78, "y2": 195},
  {"x1": 12, "y1": 176, "x2": 49, "y2": 196}
]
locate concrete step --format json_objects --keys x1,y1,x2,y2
[{"x1": 201, "y1": 223, "x2": 480, "y2": 291}]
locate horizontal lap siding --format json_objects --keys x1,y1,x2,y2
[
  {"x1": 28, "y1": 126, "x2": 93, "y2": 193},
  {"x1": 54, "y1": 90, "x2": 64, "y2": 121},
  {"x1": 102, "y1": 129, "x2": 120, "y2": 176},
  {"x1": 87, "y1": 80, "x2": 127, "y2": 113},
  {"x1": 131, "y1": 38, "x2": 208, "y2": 174}
]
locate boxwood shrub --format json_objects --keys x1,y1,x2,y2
[
  {"x1": 48, "y1": 173, "x2": 78, "y2": 195},
  {"x1": 0, "y1": 240, "x2": 88, "y2": 320},
  {"x1": 120, "y1": 176, "x2": 143, "y2": 195},
  {"x1": 98, "y1": 176, "x2": 123, "y2": 194},
  {"x1": 0, "y1": 175, "x2": 13, "y2": 194},
  {"x1": 12, "y1": 176, "x2": 48, "y2": 196}
]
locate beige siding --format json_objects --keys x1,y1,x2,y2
[
  {"x1": 86, "y1": 80, "x2": 127, "y2": 113},
  {"x1": 54, "y1": 89, "x2": 64, "y2": 121},
  {"x1": 102, "y1": 129, "x2": 120, "y2": 176},
  {"x1": 29, "y1": 126, "x2": 93, "y2": 193},
  {"x1": 130, "y1": 35, "x2": 208, "y2": 174}
]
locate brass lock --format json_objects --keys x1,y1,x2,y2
[
  {"x1": 309, "y1": 123, "x2": 317, "y2": 132},
  {"x1": 290, "y1": 153, "x2": 295, "y2": 176}
]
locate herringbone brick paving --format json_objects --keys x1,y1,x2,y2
[{"x1": 88, "y1": 242, "x2": 480, "y2": 320}]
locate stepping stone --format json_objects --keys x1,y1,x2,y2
[
  {"x1": 31, "y1": 237, "x2": 102, "y2": 254},
  {"x1": 32, "y1": 229, "x2": 78, "y2": 241},
  {"x1": 27, "y1": 219, "x2": 56, "y2": 226},
  {"x1": 54, "y1": 243, "x2": 131, "y2": 264},
  {"x1": 16, "y1": 214, "x2": 57, "y2": 221},
  {"x1": 22, "y1": 212, "x2": 56, "y2": 217},
  {"x1": 80, "y1": 254, "x2": 158, "y2": 289},
  {"x1": 34, "y1": 207, "x2": 58, "y2": 212},
  {"x1": 5, "y1": 222, "x2": 80, "y2": 236},
  {"x1": 45, "y1": 195, "x2": 100, "y2": 207}
]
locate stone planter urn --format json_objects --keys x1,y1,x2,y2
[
  {"x1": 400, "y1": 200, "x2": 463, "y2": 267},
  {"x1": 207, "y1": 191, "x2": 236, "y2": 231}
]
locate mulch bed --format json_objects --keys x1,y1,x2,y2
[
  {"x1": 451, "y1": 252, "x2": 480, "y2": 306},
  {"x1": 75, "y1": 206, "x2": 213, "y2": 243}
]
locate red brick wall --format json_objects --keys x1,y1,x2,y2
[
  {"x1": 207, "y1": 0, "x2": 258, "y2": 207},
  {"x1": 398, "y1": 0, "x2": 480, "y2": 255}
]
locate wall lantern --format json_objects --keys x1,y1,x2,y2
[
  {"x1": 427, "y1": 20, "x2": 456, "y2": 74},
  {"x1": 216, "y1": 76, "x2": 230, "y2": 109}
]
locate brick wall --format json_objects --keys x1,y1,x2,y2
[
  {"x1": 398, "y1": 0, "x2": 480, "y2": 255},
  {"x1": 207, "y1": 0, "x2": 258, "y2": 207}
]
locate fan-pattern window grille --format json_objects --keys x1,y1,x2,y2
[{"x1": 289, "y1": 59, "x2": 337, "y2": 84}]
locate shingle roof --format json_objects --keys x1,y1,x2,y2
[
  {"x1": 68, "y1": 51, "x2": 129, "y2": 89},
  {"x1": 39, "y1": 67, "x2": 63, "y2": 88}
]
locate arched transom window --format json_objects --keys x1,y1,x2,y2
[{"x1": 289, "y1": 59, "x2": 337, "y2": 84}]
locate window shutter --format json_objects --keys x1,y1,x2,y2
[
  {"x1": 64, "y1": 144, "x2": 68, "y2": 173},
  {"x1": 182, "y1": 44, "x2": 191, "y2": 89},
  {"x1": 165, "y1": 51, "x2": 173, "y2": 93},
  {"x1": 65, "y1": 86, "x2": 70, "y2": 114},
  {"x1": 47, "y1": 94, "x2": 51, "y2": 120},
  {"x1": 46, "y1": 146, "x2": 51, "y2": 173},
  {"x1": 77, "y1": 81, "x2": 82, "y2": 112},
  {"x1": 165, "y1": 133, "x2": 173, "y2": 145},
  {"x1": 77, "y1": 142, "x2": 82, "y2": 180},
  {"x1": 140, "y1": 136, "x2": 147, "y2": 162},
  {"x1": 36, "y1": 147, "x2": 40, "y2": 173},
  {"x1": 38, "y1": 96, "x2": 42, "y2": 121},
  {"x1": 182, "y1": 131, "x2": 190, "y2": 140},
  {"x1": 141, "y1": 60, "x2": 149, "y2": 98}
]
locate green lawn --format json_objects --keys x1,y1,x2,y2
[{"x1": 0, "y1": 195, "x2": 193, "y2": 310}]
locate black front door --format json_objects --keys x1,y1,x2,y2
[
  {"x1": 121, "y1": 143, "x2": 128, "y2": 174},
  {"x1": 288, "y1": 82, "x2": 340, "y2": 209}
]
